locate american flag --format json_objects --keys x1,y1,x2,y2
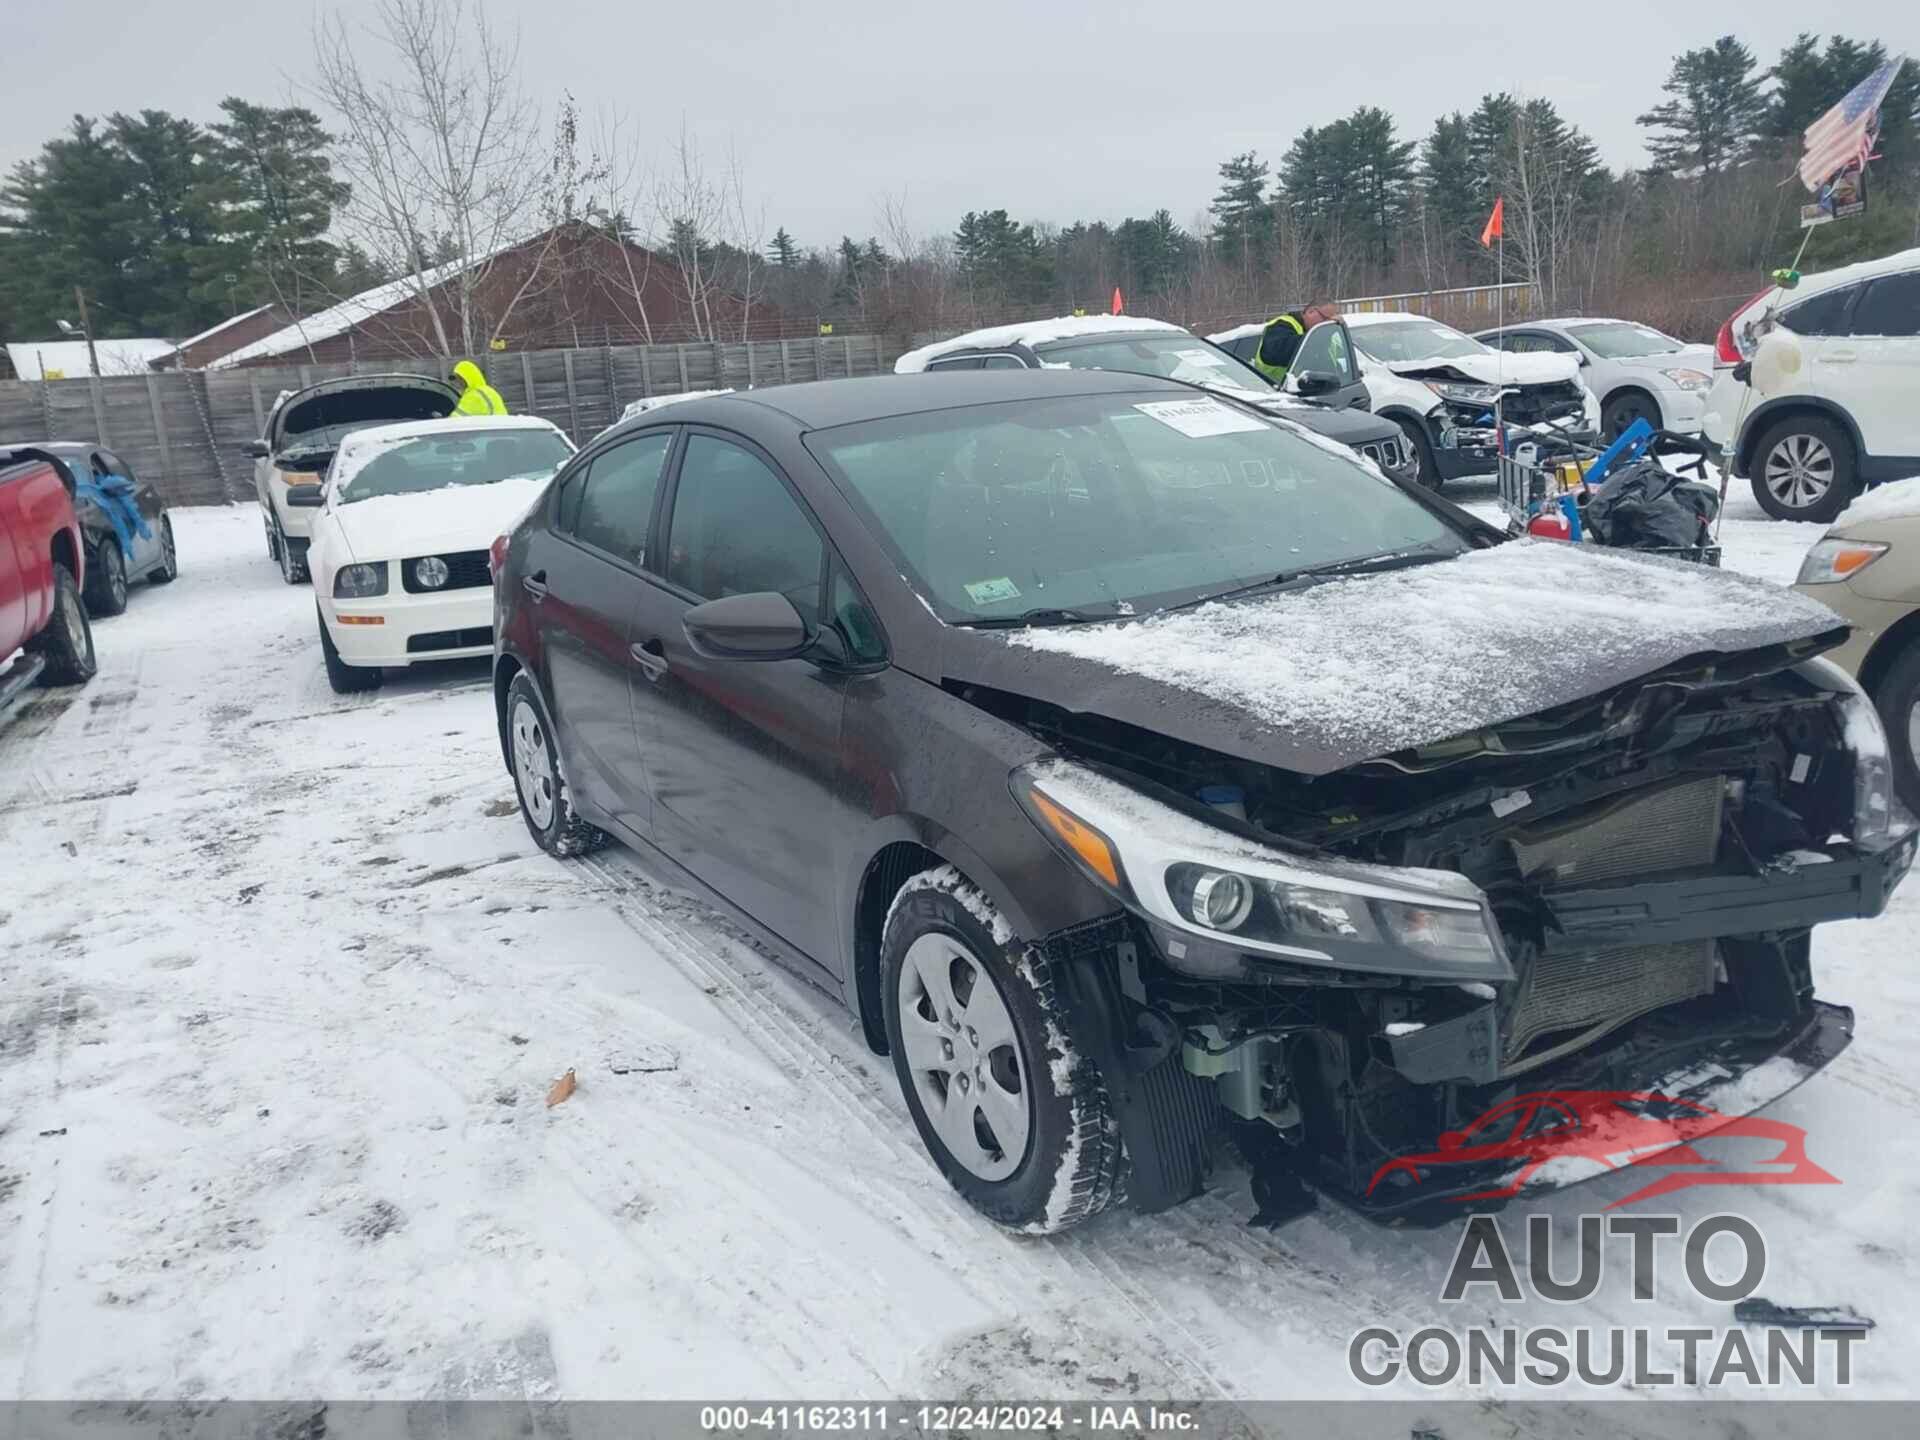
[{"x1": 1800, "y1": 57, "x2": 1905, "y2": 191}]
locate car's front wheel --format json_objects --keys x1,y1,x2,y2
[
  {"x1": 882, "y1": 866, "x2": 1123, "y2": 1232},
  {"x1": 505, "y1": 672, "x2": 607, "y2": 857},
  {"x1": 1391, "y1": 416, "x2": 1443, "y2": 491},
  {"x1": 317, "y1": 606, "x2": 381, "y2": 695},
  {"x1": 148, "y1": 515, "x2": 178, "y2": 584},
  {"x1": 1750, "y1": 414, "x2": 1858, "y2": 523},
  {"x1": 1603, "y1": 389, "x2": 1662, "y2": 440}
]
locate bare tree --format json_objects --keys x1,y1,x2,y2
[
  {"x1": 311, "y1": 0, "x2": 550, "y2": 354},
  {"x1": 585, "y1": 107, "x2": 657, "y2": 343}
]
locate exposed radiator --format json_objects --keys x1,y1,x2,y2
[{"x1": 1502, "y1": 775, "x2": 1727, "y2": 1072}]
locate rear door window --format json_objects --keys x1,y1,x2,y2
[
  {"x1": 925, "y1": 356, "x2": 985, "y2": 372},
  {"x1": 665, "y1": 434, "x2": 826, "y2": 624},
  {"x1": 1781, "y1": 284, "x2": 1860, "y2": 337},
  {"x1": 572, "y1": 430, "x2": 675, "y2": 569}
]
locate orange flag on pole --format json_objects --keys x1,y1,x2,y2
[
  {"x1": 1480, "y1": 197, "x2": 1504, "y2": 248},
  {"x1": 1111, "y1": 286, "x2": 1124, "y2": 315}
]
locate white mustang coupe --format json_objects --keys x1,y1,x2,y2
[{"x1": 299, "y1": 415, "x2": 574, "y2": 693}]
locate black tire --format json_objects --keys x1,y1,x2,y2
[
  {"x1": 265, "y1": 517, "x2": 280, "y2": 561},
  {"x1": 1872, "y1": 641, "x2": 1920, "y2": 816},
  {"x1": 881, "y1": 866, "x2": 1124, "y2": 1232},
  {"x1": 148, "y1": 515, "x2": 178, "y2": 584},
  {"x1": 29, "y1": 563, "x2": 97, "y2": 686},
  {"x1": 504, "y1": 671, "x2": 607, "y2": 857},
  {"x1": 83, "y1": 541, "x2": 128, "y2": 618},
  {"x1": 1602, "y1": 388, "x2": 1662, "y2": 441},
  {"x1": 317, "y1": 605, "x2": 381, "y2": 694},
  {"x1": 1749, "y1": 414, "x2": 1858, "y2": 524},
  {"x1": 1391, "y1": 415, "x2": 1444, "y2": 492},
  {"x1": 277, "y1": 521, "x2": 308, "y2": 584}
]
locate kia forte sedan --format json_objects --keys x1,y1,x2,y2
[{"x1": 491, "y1": 370, "x2": 1912, "y2": 1231}]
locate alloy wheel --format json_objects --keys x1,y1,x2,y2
[
  {"x1": 106, "y1": 547, "x2": 127, "y2": 607},
  {"x1": 63, "y1": 584, "x2": 87, "y2": 655},
  {"x1": 161, "y1": 521, "x2": 177, "y2": 577},
  {"x1": 896, "y1": 932, "x2": 1030, "y2": 1181},
  {"x1": 511, "y1": 699, "x2": 556, "y2": 829},
  {"x1": 1763, "y1": 433, "x2": 1836, "y2": 512},
  {"x1": 1908, "y1": 700, "x2": 1920, "y2": 788}
]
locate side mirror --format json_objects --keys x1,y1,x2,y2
[
  {"x1": 682, "y1": 591, "x2": 810, "y2": 661},
  {"x1": 284, "y1": 483, "x2": 324, "y2": 508},
  {"x1": 241, "y1": 439, "x2": 270, "y2": 459},
  {"x1": 1294, "y1": 371, "x2": 1341, "y2": 398}
]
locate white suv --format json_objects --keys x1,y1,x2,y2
[{"x1": 1704, "y1": 246, "x2": 1920, "y2": 523}]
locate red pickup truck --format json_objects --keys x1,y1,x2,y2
[{"x1": 2, "y1": 445, "x2": 98, "y2": 711}]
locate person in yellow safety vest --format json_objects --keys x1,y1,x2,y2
[
  {"x1": 1250, "y1": 300, "x2": 1340, "y2": 386},
  {"x1": 449, "y1": 359, "x2": 508, "y2": 416}
]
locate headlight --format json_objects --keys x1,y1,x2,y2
[
  {"x1": 1423, "y1": 380, "x2": 1501, "y2": 406},
  {"x1": 1013, "y1": 760, "x2": 1514, "y2": 982},
  {"x1": 1799, "y1": 657, "x2": 1909, "y2": 846},
  {"x1": 333, "y1": 562, "x2": 387, "y2": 598},
  {"x1": 1796, "y1": 538, "x2": 1888, "y2": 585},
  {"x1": 1667, "y1": 368, "x2": 1712, "y2": 392},
  {"x1": 413, "y1": 555, "x2": 450, "y2": 589}
]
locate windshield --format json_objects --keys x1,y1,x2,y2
[
  {"x1": 807, "y1": 392, "x2": 1465, "y2": 621},
  {"x1": 1348, "y1": 321, "x2": 1488, "y2": 364},
  {"x1": 1566, "y1": 321, "x2": 1685, "y2": 359},
  {"x1": 333, "y1": 428, "x2": 572, "y2": 504},
  {"x1": 1036, "y1": 335, "x2": 1272, "y2": 394}
]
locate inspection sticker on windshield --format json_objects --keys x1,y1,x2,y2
[
  {"x1": 965, "y1": 577, "x2": 1022, "y2": 605},
  {"x1": 1133, "y1": 398, "x2": 1266, "y2": 438}
]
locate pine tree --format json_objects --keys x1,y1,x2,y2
[
  {"x1": 207, "y1": 98, "x2": 349, "y2": 313},
  {"x1": 1767, "y1": 37, "x2": 1920, "y2": 177},
  {"x1": 1420, "y1": 111, "x2": 1483, "y2": 276},
  {"x1": 1209, "y1": 151, "x2": 1272, "y2": 265},
  {"x1": 768, "y1": 226, "x2": 799, "y2": 269},
  {"x1": 1636, "y1": 36, "x2": 1768, "y2": 177}
]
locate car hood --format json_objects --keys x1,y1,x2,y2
[
  {"x1": 329, "y1": 473, "x2": 554, "y2": 562},
  {"x1": 1616, "y1": 344, "x2": 1716, "y2": 375},
  {"x1": 934, "y1": 541, "x2": 1845, "y2": 776},
  {"x1": 1198, "y1": 384, "x2": 1399, "y2": 445},
  {"x1": 272, "y1": 375, "x2": 461, "y2": 456},
  {"x1": 1370, "y1": 351, "x2": 1579, "y2": 387}
]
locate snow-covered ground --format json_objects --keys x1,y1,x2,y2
[{"x1": 2, "y1": 500, "x2": 1915, "y2": 1414}]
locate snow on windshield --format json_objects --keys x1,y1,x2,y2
[
  {"x1": 1348, "y1": 321, "x2": 1487, "y2": 364},
  {"x1": 1010, "y1": 541, "x2": 1842, "y2": 760},
  {"x1": 333, "y1": 428, "x2": 571, "y2": 503}
]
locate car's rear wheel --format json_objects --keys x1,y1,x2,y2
[
  {"x1": 1603, "y1": 389, "x2": 1662, "y2": 440},
  {"x1": 505, "y1": 672, "x2": 607, "y2": 857},
  {"x1": 30, "y1": 564, "x2": 97, "y2": 686},
  {"x1": 317, "y1": 605, "x2": 381, "y2": 695},
  {"x1": 1872, "y1": 640, "x2": 1920, "y2": 815},
  {"x1": 1391, "y1": 416, "x2": 1443, "y2": 491},
  {"x1": 84, "y1": 541, "x2": 128, "y2": 617},
  {"x1": 881, "y1": 866, "x2": 1123, "y2": 1232},
  {"x1": 148, "y1": 516, "x2": 178, "y2": 584},
  {"x1": 1750, "y1": 414, "x2": 1857, "y2": 523}
]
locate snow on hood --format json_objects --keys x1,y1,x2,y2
[
  {"x1": 940, "y1": 541, "x2": 1844, "y2": 775},
  {"x1": 330, "y1": 473, "x2": 554, "y2": 561},
  {"x1": 1370, "y1": 350, "x2": 1579, "y2": 387},
  {"x1": 1836, "y1": 476, "x2": 1920, "y2": 529},
  {"x1": 895, "y1": 316, "x2": 1185, "y2": 372}
]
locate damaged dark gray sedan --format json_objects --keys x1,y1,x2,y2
[{"x1": 492, "y1": 369, "x2": 1915, "y2": 1232}]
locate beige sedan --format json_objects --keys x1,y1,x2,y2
[{"x1": 1793, "y1": 489, "x2": 1920, "y2": 808}]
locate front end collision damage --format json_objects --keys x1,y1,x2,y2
[{"x1": 998, "y1": 650, "x2": 1915, "y2": 1221}]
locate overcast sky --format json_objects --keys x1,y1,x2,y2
[{"x1": 4, "y1": 1, "x2": 1906, "y2": 248}]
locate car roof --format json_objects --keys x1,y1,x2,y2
[
  {"x1": 616, "y1": 369, "x2": 1196, "y2": 433},
  {"x1": 336, "y1": 414, "x2": 567, "y2": 449},
  {"x1": 894, "y1": 315, "x2": 1187, "y2": 372},
  {"x1": 1343, "y1": 311, "x2": 1457, "y2": 329},
  {"x1": 0, "y1": 439, "x2": 89, "y2": 458}
]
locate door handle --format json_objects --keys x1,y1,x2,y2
[
  {"x1": 522, "y1": 569, "x2": 548, "y2": 601},
  {"x1": 1825, "y1": 349, "x2": 1858, "y2": 364},
  {"x1": 629, "y1": 637, "x2": 669, "y2": 680}
]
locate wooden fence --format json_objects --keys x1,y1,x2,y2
[{"x1": 0, "y1": 334, "x2": 892, "y2": 508}]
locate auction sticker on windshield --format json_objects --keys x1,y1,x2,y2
[
  {"x1": 1133, "y1": 398, "x2": 1267, "y2": 438},
  {"x1": 965, "y1": 577, "x2": 1022, "y2": 605}
]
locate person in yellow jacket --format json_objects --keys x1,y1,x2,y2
[
  {"x1": 1250, "y1": 300, "x2": 1339, "y2": 386},
  {"x1": 449, "y1": 359, "x2": 508, "y2": 416}
]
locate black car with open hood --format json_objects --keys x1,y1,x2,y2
[{"x1": 491, "y1": 368, "x2": 1913, "y2": 1232}]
